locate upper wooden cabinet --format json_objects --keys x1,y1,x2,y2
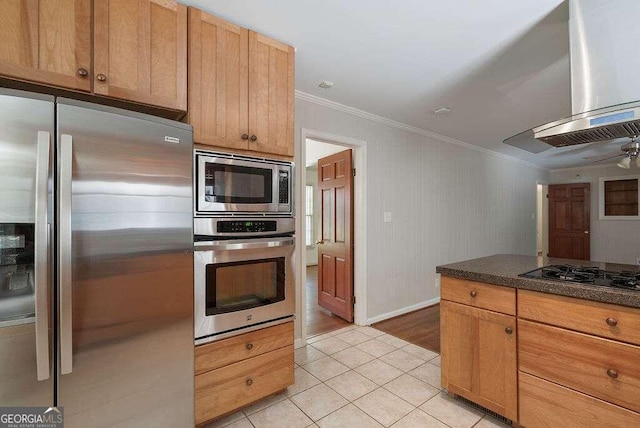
[
  {"x1": 188, "y1": 7, "x2": 294, "y2": 157},
  {"x1": 0, "y1": 0, "x2": 187, "y2": 111},
  {"x1": 94, "y1": 0, "x2": 187, "y2": 110},
  {"x1": 0, "y1": 0, "x2": 92, "y2": 92}
]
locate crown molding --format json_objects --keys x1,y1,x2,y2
[{"x1": 295, "y1": 90, "x2": 548, "y2": 171}]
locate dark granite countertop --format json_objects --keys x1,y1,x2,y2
[{"x1": 436, "y1": 254, "x2": 640, "y2": 309}]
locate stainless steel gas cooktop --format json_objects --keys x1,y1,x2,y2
[{"x1": 520, "y1": 265, "x2": 640, "y2": 291}]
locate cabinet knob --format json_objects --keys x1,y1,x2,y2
[
  {"x1": 246, "y1": 343, "x2": 253, "y2": 350},
  {"x1": 96, "y1": 74, "x2": 107, "y2": 82},
  {"x1": 505, "y1": 326, "x2": 513, "y2": 335},
  {"x1": 469, "y1": 291, "x2": 477, "y2": 298},
  {"x1": 241, "y1": 134, "x2": 249, "y2": 140},
  {"x1": 606, "y1": 317, "x2": 618, "y2": 327},
  {"x1": 250, "y1": 135, "x2": 257, "y2": 142},
  {"x1": 246, "y1": 378, "x2": 254, "y2": 386},
  {"x1": 607, "y1": 369, "x2": 619, "y2": 379},
  {"x1": 77, "y1": 68, "x2": 89, "y2": 77}
]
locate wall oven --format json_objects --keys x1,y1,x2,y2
[
  {"x1": 195, "y1": 150, "x2": 293, "y2": 216},
  {"x1": 194, "y1": 217, "x2": 295, "y2": 344}
]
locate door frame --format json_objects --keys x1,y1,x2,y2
[{"x1": 296, "y1": 128, "x2": 367, "y2": 346}]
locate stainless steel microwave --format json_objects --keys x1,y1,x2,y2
[{"x1": 194, "y1": 150, "x2": 293, "y2": 216}]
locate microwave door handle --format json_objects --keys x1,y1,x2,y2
[
  {"x1": 59, "y1": 134, "x2": 73, "y2": 375},
  {"x1": 34, "y1": 131, "x2": 50, "y2": 381}
]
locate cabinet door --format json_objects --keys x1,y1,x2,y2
[
  {"x1": 0, "y1": 0, "x2": 91, "y2": 91},
  {"x1": 248, "y1": 31, "x2": 294, "y2": 157},
  {"x1": 188, "y1": 8, "x2": 248, "y2": 149},
  {"x1": 441, "y1": 300, "x2": 517, "y2": 421},
  {"x1": 93, "y1": 0, "x2": 187, "y2": 110}
]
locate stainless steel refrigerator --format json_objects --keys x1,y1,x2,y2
[{"x1": 0, "y1": 89, "x2": 194, "y2": 426}]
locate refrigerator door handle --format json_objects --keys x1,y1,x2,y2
[
  {"x1": 35, "y1": 131, "x2": 50, "y2": 381},
  {"x1": 59, "y1": 134, "x2": 73, "y2": 375}
]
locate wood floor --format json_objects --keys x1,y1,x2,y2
[
  {"x1": 373, "y1": 304, "x2": 441, "y2": 353},
  {"x1": 306, "y1": 265, "x2": 441, "y2": 353},
  {"x1": 306, "y1": 265, "x2": 351, "y2": 337}
]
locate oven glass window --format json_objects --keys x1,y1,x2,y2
[
  {"x1": 204, "y1": 163, "x2": 273, "y2": 204},
  {"x1": 205, "y1": 257, "x2": 285, "y2": 315}
]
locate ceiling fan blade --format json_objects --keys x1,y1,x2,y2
[
  {"x1": 590, "y1": 153, "x2": 625, "y2": 163},
  {"x1": 584, "y1": 151, "x2": 621, "y2": 160}
]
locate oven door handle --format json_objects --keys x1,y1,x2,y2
[{"x1": 194, "y1": 236, "x2": 295, "y2": 252}]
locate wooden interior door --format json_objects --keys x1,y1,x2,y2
[
  {"x1": 317, "y1": 149, "x2": 354, "y2": 322},
  {"x1": 248, "y1": 31, "x2": 294, "y2": 157},
  {"x1": 93, "y1": 0, "x2": 187, "y2": 110},
  {"x1": 441, "y1": 301, "x2": 518, "y2": 421},
  {"x1": 188, "y1": 8, "x2": 249, "y2": 149},
  {"x1": 0, "y1": 0, "x2": 91, "y2": 91},
  {"x1": 548, "y1": 183, "x2": 590, "y2": 260}
]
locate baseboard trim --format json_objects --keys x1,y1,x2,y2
[{"x1": 365, "y1": 297, "x2": 440, "y2": 325}]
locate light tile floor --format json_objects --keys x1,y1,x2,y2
[{"x1": 204, "y1": 325, "x2": 510, "y2": 428}]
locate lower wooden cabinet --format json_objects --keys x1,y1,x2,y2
[
  {"x1": 440, "y1": 299, "x2": 517, "y2": 421},
  {"x1": 194, "y1": 322, "x2": 294, "y2": 425},
  {"x1": 519, "y1": 372, "x2": 640, "y2": 427}
]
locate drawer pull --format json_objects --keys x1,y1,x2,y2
[
  {"x1": 77, "y1": 68, "x2": 89, "y2": 77},
  {"x1": 96, "y1": 74, "x2": 107, "y2": 82},
  {"x1": 246, "y1": 343, "x2": 254, "y2": 350},
  {"x1": 246, "y1": 378, "x2": 254, "y2": 386},
  {"x1": 469, "y1": 291, "x2": 477, "y2": 297},
  {"x1": 606, "y1": 317, "x2": 618, "y2": 327},
  {"x1": 505, "y1": 326, "x2": 513, "y2": 335},
  {"x1": 250, "y1": 135, "x2": 257, "y2": 142},
  {"x1": 606, "y1": 369, "x2": 619, "y2": 379}
]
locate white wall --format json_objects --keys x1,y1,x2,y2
[
  {"x1": 294, "y1": 95, "x2": 549, "y2": 336},
  {"x1": 550, "y1": 165, "x2": 640, "y2": 264},
  {"x1": 305, "y1": 167, "x2": 318, "y2": 266}
]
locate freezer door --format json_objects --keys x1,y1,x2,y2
[
  {"x1": 0, "y1": 89, "x2": 54, "y2": 406},
  {"x1": 56, "y1": 100, "x2": 194, "y2": 427}
]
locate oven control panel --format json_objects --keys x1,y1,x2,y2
[{"x1": 217, "y1": 221, "x2": 278, "y2": 234}]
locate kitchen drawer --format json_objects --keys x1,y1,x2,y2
[
  {"x1": 195, "y1": 322, "x2": 293, "y2": 375},
  {"x1": 518, "y1": 290, "x2": 640, "y2": 345},
  {"x1": 519, "y1": 372, "x2": 640, "y2": 427},
  {"x1": 518, "y1": 319, "x2": 640, "y2": 412},
  {"x1": 441, "y1": 277, "x2": 515, "y2": 315},
  {"x1": 195, "y1": 345, "x2": 294, "y2": 424}
]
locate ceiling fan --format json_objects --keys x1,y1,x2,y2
[{"x1": 584, "y1": 136, "x2": 640, "y2": 169}]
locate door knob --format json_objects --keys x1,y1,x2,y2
[
  {"x1": 315, "y1": 240, "x2": 324, "y2": 245},
  {"x1": 250, "y1": 135, "x2": 257, "y2": 142},
  {"x1": 96, "y1": 74, "x2": 107, "y2": 82},
  {"x1": 77, "y1": 68, "x2": 88, "y2": 77},
  {"x1": 241, "y1": 134, "x2": 249, "y2": 140}
]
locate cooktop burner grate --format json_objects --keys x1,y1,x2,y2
[{"x1": 520, "y1": 264, "x2": 639, "y2": 291}]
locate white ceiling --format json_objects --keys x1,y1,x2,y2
[
  {"x1": 305, "y1": 139, "x2": 346, "y2": 168},
  {"x1": 181, "y1": 0, "x2": 624, "y2": 170}
]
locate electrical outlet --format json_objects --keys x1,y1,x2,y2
[
  {"x1": 435, "y1": 275, "x2": 441, "y2": 289},
  {"x1": 383, "y1": 212, "x2": 392, "y2": 223}
]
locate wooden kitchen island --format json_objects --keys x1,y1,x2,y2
[{"x1": 437, "y1": 254, "x2": 640, "y2": 428}]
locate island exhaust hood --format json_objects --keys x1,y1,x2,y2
[{"x1": 504, "y1": 0, "x2": 640, "y2": 153}]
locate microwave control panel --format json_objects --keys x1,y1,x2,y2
[
  {"x1": 278, "y1": 171, "x2": 289, "y2": 204},
  {"x1": 217, "y1": 221, "x2": 278, "y2": 234}
]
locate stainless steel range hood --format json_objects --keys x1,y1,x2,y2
[{"x1": 505, "y1": 0, "x2": 640, "y2": 152}]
